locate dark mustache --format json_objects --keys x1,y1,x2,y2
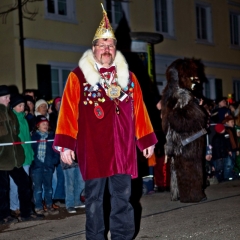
[{"x1": 101, "y1": 53, "x2": 112, "y2": 57}]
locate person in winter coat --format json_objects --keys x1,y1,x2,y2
[
  {"x1": 24, "y1": 95, "x2": 36, "y2": 133},
  {"x1": 31, "y1": 115, "x2": 59, "y2": 216},
  {"x1": 9, "y1": 94, "x2": 34, "y2": 218},
  {"x1": 211, "y1": 124, "x2": 232, "y2": 182},
  {"x1": 49, "y1": 97, "x2": 65, "y2": 205},
  {"x1": 49, "y1": 97, "x2": 61, "y2": 132},
  {"x1": 53, "y1": 6, "x2": 157, "y2": 239},
  {"x1": 0, "y1": 86, "x2": 42, "y2": 225},
  {"x1": 222, "y1": 115, "x2": 239, "y2": 180}
]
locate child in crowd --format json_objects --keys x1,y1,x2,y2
[
  {"x1": 205, "y1": 145, "x2": 218, "y2": 185},
  {"x1": 31, "y1": 115, "x2": 59, "y2": 216},
  {"x1": 61, "y1": 155, "x2": 85, "y2": 213},
  {"x1": 211, "y1": 124, "x2": 232, "y2": 182},
  {"x1": 9, "y1": 94, "x2": 34, "y2": 218},
  {"x1": 222, "y1": 115, "x2": 239, "y2": 179}
]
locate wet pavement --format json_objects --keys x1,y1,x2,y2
[{"x1": 0, "y1": 179, "x2": 240, "y2": 240}]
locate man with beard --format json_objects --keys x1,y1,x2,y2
[{"x1": 53, "y1": 4, "x2": 157, "y2": 240}]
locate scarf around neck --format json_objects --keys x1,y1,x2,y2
[{"x1": 36, "y1": 130, "x2": 48, "y2": 162}]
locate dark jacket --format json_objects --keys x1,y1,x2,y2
[
  {"x1": 25, "y1": 113, "x2": 36, "y2": 133},
  {"x1": 212, "y1": 132, "x2": 231, "y2": 160},
  {"x1": 0, "y1": 104, "x2": 25, "y2": 170},
  {"x1": 49, "y1": 97, "x2": 61, "y2": 132},
  {"x1": 31, "y1": 131, "x2": 59, "y2": 171},
  {"x1": 225, "y1": 126, "x2": 238, "y2": 152}
]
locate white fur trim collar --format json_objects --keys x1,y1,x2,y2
[{"x1": 79, "y1": 49, "x2": 129, "y2": 88}]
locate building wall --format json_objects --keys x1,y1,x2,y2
[
  {"x1": 0, "y1": 3, "x2": 16, "y2": 87},
  {"x1": 0, "y1": 0, "x2": 239, "y2": 99}
]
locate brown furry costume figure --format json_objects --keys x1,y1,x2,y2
[{"x1": 161, "y1": 58, "x2": 207, "y2": 203}]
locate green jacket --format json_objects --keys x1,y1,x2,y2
[
  {"x1": 0, "y1": 104, "x2": 25, "y2": 170},
  {"x1": 13, "y1": 110, "x2": 34, "y2": 166}
]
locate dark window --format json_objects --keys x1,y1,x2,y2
[
  {"x1": 196, "y1": 5, "x2": 207, "y2": 40},
  {"x1": 58, "y1": 0, "x2": 67, "y2": 16},
  {"x1": 230, "y1": 13, "x2": 239, "y2": 45},
  {"x1": 37, "y1": 64, "x2": 52, "y2": 100},
  {"x1": 155, "y1": 0, "x2": 168, "y2": 33},
  {"x1": 106, "y1": 0, "x2": 123, "y2": 25},
  {"x1": 47, "y1": 0, "x2": 55, "y2": 13},
  {"x1": 215, "y1": 79, "x2": 223, "y2": 100},
  {"x1": 233, "y1": 80, "x2": 240, "y2": 101}
]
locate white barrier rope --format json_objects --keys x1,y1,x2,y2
[{"x1": 0, "y1": 139, "x2": 54, "y2": 147}]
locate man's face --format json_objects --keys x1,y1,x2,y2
[
  {"x1": 0, "y1": 94, "x2": 10, "y2": 107},
  {"x1": 92, "y1": 38, "x2": 116, "y2": 67}
]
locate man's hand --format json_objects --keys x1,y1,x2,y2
[
  {"x1": 164, "y1": 155, "x2": 168, "y2": 164},
  {"x1": 143, "y1": 145, "x2": 155, "y2": 158},
  {"x1": 60, "y1": 149, "x2": 75, "y2": 165}
]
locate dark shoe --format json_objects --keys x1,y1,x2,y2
[
  {"x1": 47, "y1": 207, "x2": 59, "y2": 215},
  {"x1": 67, "y1": 207, "x2": 76, "y2": 214},
  {"x1": 200, "y1": 197, "x2": 207, "y2": 202},
  {"x1": 10, "y1": 209, "x2": 21, "y2": 218},
  {"x1": 165, "y1": 186, "x2": 170, "y2": 192},
  {"x1": 35, "y1": 208, "x2": 49, "y2": 217},
  {"x1": 52, "y1": 203, "x2": 60, "y2": 209},
  {"x1": 42, "y1": 200, "x2": 47, "y2": 211},
  {"x1": 19, "y1": 213, "x2": 44, "y2": 222},
  {"x1": 1, "y1": 216, "x2": 18, "y2": 225}
]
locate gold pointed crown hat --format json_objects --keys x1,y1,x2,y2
[{"x1": 92, "y1": 3, "x2": 116, "y2": 43}]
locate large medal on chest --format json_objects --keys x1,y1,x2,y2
[
  {"x1": 94, "y1": 104, "x2": 104, "y2": 119},
  {"x1": 107, "y1": 85, "x2": 121, "y2": 99}
]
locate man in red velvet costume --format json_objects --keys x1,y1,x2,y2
[{"x1": 53, "y1": 4, "x2": 157, "y2": 240}]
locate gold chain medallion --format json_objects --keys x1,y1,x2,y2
[{"x1": 107, "y1": 85, "x2": 121, "y2": 98}]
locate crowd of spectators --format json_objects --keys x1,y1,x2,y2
[
  {"x1": 204, "y1": 96, "x2": 240, "y2": 184},
  {"x1": 1, "y1": 84, "x2": 240, "y2": 226},
  {"x1": 153, "y1": 95, "x2": 240, "y2": 194},
  {"x1": 0, "y1": 86, "x2": 85, "y2": 226}
]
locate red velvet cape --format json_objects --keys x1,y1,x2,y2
[{"x1": 53, "y1": 67, "x2": 157, "y2": 180}]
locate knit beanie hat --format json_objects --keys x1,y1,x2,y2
[
  {"x1": 10, "y1": 94, "x2": 25, "y2": 109},
  {"x1": 35, "y1": 115, "x2": 49, "y2": 126},
  {"x1": 214, "y1": 123, "x2": 225, "y2": 133},
  {"x1": 54, "y1": 97, "x2": 61, "y2": 105},
  {"x1": 35, "y1": 99, "x2": 48, "y2": 111},
  {"x1": 0, "y1": 85, "x2": 10, "y2": 97}
]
